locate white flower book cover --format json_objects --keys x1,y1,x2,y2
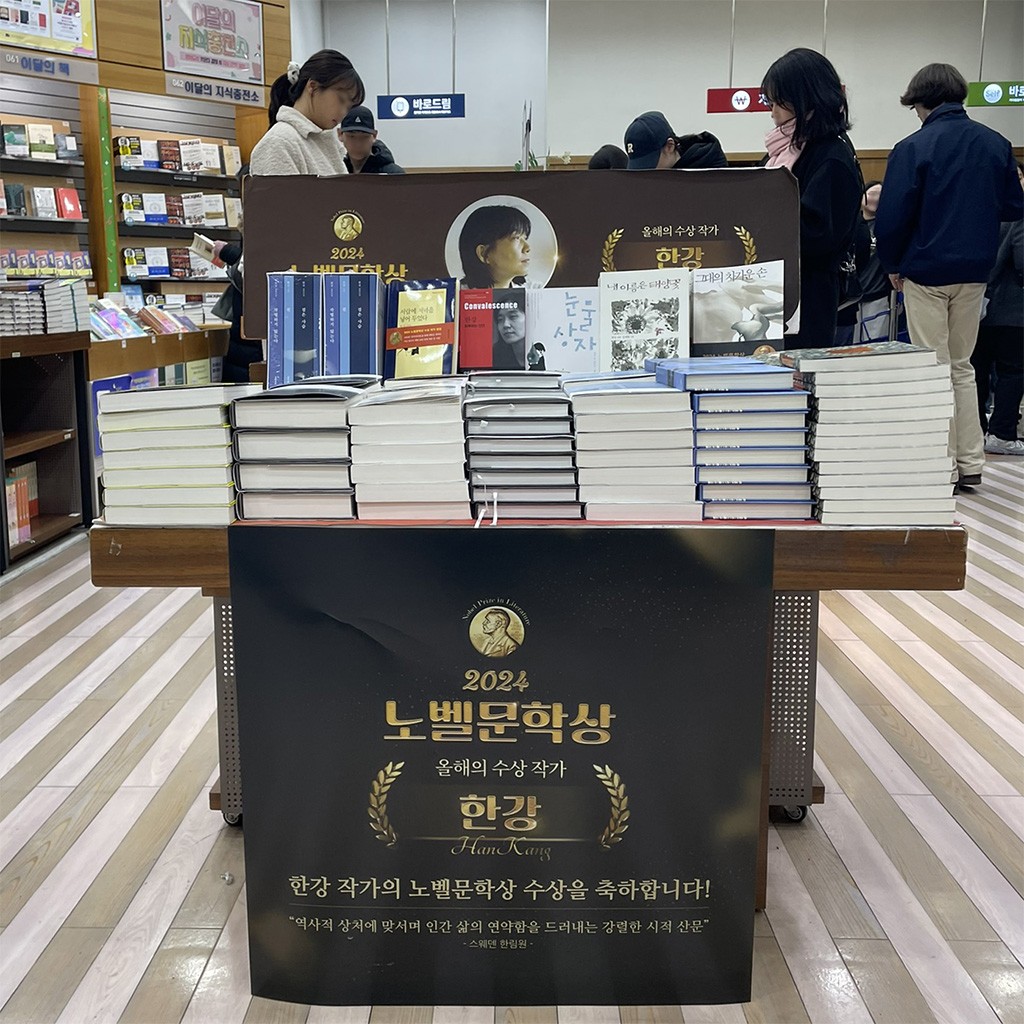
[{"x1": 598, "y1": 268, "x2": 689, "y2": 372}]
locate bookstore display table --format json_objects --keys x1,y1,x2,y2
[{"x1": 89, "y1": 521, "x2": 967, "y2": 912}]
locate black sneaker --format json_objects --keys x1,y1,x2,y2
[{"x1": 958, "y1": 473, "x2": 982, "y2": 489}]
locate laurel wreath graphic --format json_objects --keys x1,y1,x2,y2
[
  {"x1": 368, "y1": 761, "x2": 404, "y2": 847},
  {"x1": 734, "y1": 226, "x2": 757, "y2": 264},
  {"x1": 602, "y1": 229, "x2": 624, "y2": 272},
  {"x1": 594, "y1": 764, "x2": 630, "y2": 849}
]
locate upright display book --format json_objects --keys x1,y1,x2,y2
[
  {"x1": 200, "y1": 143, "x2": 222, "y2": 173},
  {"x1": 599, "y1": 268, "x2": 690, "y2": 372},
  {"x1": 222, "y1": 144, "x2": 242, "y2": 177},
  {"x1": 525, "y1": 286, "x2": 599, "y2": 374},
  {"x1": 323, "y1": 272, "x2": 385, "y2": 376},
  {"x1": 179, "y1": 138, "x2": 205, "y2": 172},
  {"x1": 55, "y1": 133, "x2": 78, "y2": 159},
  {"x1": 27, "y1": 123, "x2": 56, "y2": 160},
  {"x1": 140, "y1": 139, "x2": 160, "y2": 169},
  {"x1": 29, "y1": 187, "x2": 58, "y2": 219},
  {"x1": 116, "y1": 135, "x2": 143, "y2": 168},
  {"x1": 157, "y1": 139, "x2": 182, "y2": 171},
  {"x1": 143, "y1": 193, "x2": 168, "y2": 224},
  {"x1": 181, "y1": 192, "x2": 205, "y2": 226},
  {"x1": 4, "y1": 182, "x2": 26, "y2": 216},
  {"x1": 166, "y1": 194, "x2": 185, "y2": 226},
  {"x1": 1, "y1": 124, "x2": 29, "y2": 158},
  {"x1": 383, "y1": 279, "x2": 457, "y2": 380},
  {"x1": 691, "y1": 260, "x2": 784, "y2": 356},
  {"x1": 203, "y1": 194, "x2": 227, "y2": 227},
  {"x1": 457, "y1": 287, "x2": 529, "y2": 371},
  {"x1": 55, "y1": 187, "x2": 83, "y2": 219},
  {"x1": 267, "y1": 272, "x2": 323, "y2": 387}
]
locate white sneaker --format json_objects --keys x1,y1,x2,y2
[{"x1": 985, "y1": 434, "x2": 1024, "y2": 455}]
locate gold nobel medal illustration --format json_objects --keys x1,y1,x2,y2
[
  {"x1": 469, "y1": 606, "x2": 525, "y2": 657},
  {"x1": 333, "y1": 211, "x2": 364, "y2": 241}
]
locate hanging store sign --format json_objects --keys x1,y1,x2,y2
[
  {"x1": 161, "y1": 0, "x2": 263, "y2": 86},
  {"x1": 377, "y1": 94, "x2": 466, "y2": 120},
  {"x1": 966, "y1": 81, "x2": 1024, "y2": 106},
  {"x1": 0, "y1": 0, "x2": 96, "y2": 59},
  {"x1": 0, "y1": 44, "x2": 97, "y2": 82},
  {"x1": 706, "y1": 88, "x2": 771, "y2": 114},
  {"x1": 165, "y1": 71, "x2": 264, "y2": 107}
]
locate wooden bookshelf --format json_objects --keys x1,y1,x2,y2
[
  {"x1": 1, "y1": 216, "x2": 90, "y2": 233},
  {"x1": 1, "y1": 332, "x2": 91, "y2": 360},
  {"x1": 86, "y1": 327, "x2": 229, "y2": 379},
  {"x1": 4, "y1": 428, "x2": 76, "y2": 460},
  {"x1": 9, "y1": 512, "x2": 84, "y2": 562}
]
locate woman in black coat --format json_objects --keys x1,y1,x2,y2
[{"x1": 761, "y1": 48, "x2": 862, "y2": 349}]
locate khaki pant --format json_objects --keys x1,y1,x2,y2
[{"x1": 902, "y1": 279, "x2": 986, "y2": 477}]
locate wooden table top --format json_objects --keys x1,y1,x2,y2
[{"x1": 89, "y1": 522, "x2": 968, "y2": 595}]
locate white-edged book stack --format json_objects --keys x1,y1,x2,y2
[
  {"x1": 465, "y1": 371, "x2": 580, "y2": 520},
  {"x1": 231, "y1": 380, "x2": 373, "y2": 520},
  {"x1": 782, "y1": 342, "x2": 955, "y2": 525},
  {"x1": 654, "y1": 357, "x2": 812, "y2": 520},
  {"x1": 98, "y1": 383, "x2": 262, "y2": 525},
  {"x1": 563, "y1": 373, "x2": 700, "y2": 522},
  {"x1": 349, "y1": 379, "x2": 470, "y2": 520}
]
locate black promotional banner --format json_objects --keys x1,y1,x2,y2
[
  {"x1": 242, "y1": 169, "x2": 800, "y2": 341},
  {"x1": 229, "y1": 525, "x2": 774, "y2": 1006}
]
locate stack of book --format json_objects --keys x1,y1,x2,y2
[
  {"x1": 349, "y1": 380, "x2": 470, "y2": 520},
  {"x1": 465, "y1": 371, "x2": 581, "y2": 520},
  {"x1": 656, "y1": 357, "x2": 812, "y2": 520},
  {"x1": 90, "y1": 299, "x2": 149, "y2": 341},
  {"x1": 231, "y1": 382, "x2": 367, "y2": 520},
  {"x1": 0, "y1": 281, "x2": 45, "y2": 336},
  {"x1": 783, "y1": 343, "x2": 955, "y2": 525},
  {"x1": 98, "y1": 384, "x2": 261, "y2": 525},
  {"x1": 564, "y1": 373, "x2": 699, "y2": 521}
]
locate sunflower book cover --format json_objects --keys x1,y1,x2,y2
[{"x1": 598, "y1": 268, "x2": 689, "y2": 372}]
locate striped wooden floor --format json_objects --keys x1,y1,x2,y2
[{"x1": 1, "y1": 456, "x2": 1020, "y2": 1024}]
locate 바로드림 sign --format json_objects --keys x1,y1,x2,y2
[
  {"x1": 377, "y1": 94, "x2": 466, "y2": 120},
  {"x1": 229, "y1": 524, "x2": 774, "y2": 1005},
  {"x1": 161, "y1": 0, "x2": 263, "y2": 86}
]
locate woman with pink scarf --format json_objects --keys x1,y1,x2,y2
[{"x1": 762, "y1": 48, "x2": 861, "y2": 349}]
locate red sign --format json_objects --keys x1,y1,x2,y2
[{"x1": 707, "y1": 88, "x2": 771, "y2": 114}]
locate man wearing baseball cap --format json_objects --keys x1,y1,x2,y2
[
  {"x1": 624, "y1": 110, "x2": 727, "y2": 170},
  {"x1": 338, "y1": 105, "x2": 405, "y2": 174}
]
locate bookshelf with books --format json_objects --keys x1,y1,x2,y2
[{"x1": 0, "y1": 331, "x2": 92, "y2": 571}]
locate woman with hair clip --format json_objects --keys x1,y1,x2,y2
[
  {"x1": 458, "y1": 206, "x2": 533, "y2": 289},
  {"x1": 250, "y1": 49, "x2": 365, "y2": 175},
  {"x1": 761, "y1": 47, "x2": 862, "y2": 349}
]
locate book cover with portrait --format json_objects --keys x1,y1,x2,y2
[{"x1": 457, "y1": 287, "x2": 529, "y2": 372}]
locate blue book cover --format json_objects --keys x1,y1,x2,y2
[
  {"x1": 323, "y1": 274, "x2": 341, "y2": 376},
  {"x1": 350, "y1": 273, "x2": 367, "y2": 374},
  {"x1": 291, "y1": 273, "x2": 321, "y2": 381},
  {"x1": 383, "y1": 279, "x2": 457, "y2": 380},
  {"x1": 282, "y1": 275, "x2": 295, "y2": 386},
  {"x1": 267, "y1": 273, "x2": 285, "y2": 388}
]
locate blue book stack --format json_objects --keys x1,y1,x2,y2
[
  {"x1": 649, "y1": 357, "x2": 813, "y2": 521},
  {"x1": 323, "y1": 272, "x2": 385, "y2": 376},
  {"x1": 267, "y1": 272, "x2": 323, "y2": 388}
]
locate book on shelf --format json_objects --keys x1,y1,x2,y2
[
  {"x1": 140, "y1": 192, "x2": 167, "y2": 224},
  {"x1": 143, "y1": 246, "x2": 171, "y2": 277},
  {"x1": 222, "y1": 144, "x2": 242, "y2": 177},
  {"x1": 234, "y1": 463, "x2": 353, "y2": 490},
  {"x1": 0, "y1": 180, "x2": 6, "y2": 217},
  {"x1": 12, "y1": 474, "x2": 30, "y2": 542},
  {"x1": 578, "y1": 483, "x2": 694, "y2": 503},
  {"x1": 812, "y1": 407, "x2": 953, "y2": 428},
  {"x1": 103, "y1": 465, "x2": 235, "y2": 488},
  {"x1": 103, "y1": 483, "x2": 235, "y2": 507},
  {"x1": 458, "y1": 287, "x2": 530, "y2": 371},
  {"x1": 103, "y1": 503, "x2": 236, "y2": 526},
  {"x1": 472, "y1": 452, "x2": 576, "y2": 471},
  {"x1": 98, "y1": 404, "x2": 230, "y2": 434},
  {"x1": 157, "y1": 139, "x2": 182, "y2": 171},
  {"x1": 471, "y1": 484, "x2": 579, "y2": 503},
  {"x1": 574, "y1": 410, "x2": 691, "y2": 433},
  {"x1": 32, "y1": 249, "x2": 54, "y2": 275},
  {"x1": 575, "y1": 465, "x2": 696, "y2": 486},
  {"x1": 598, "y1": 268, "x2": 689, "y2": 371},
  {"x1": 466, "y1": 370, "x2": 563, "y2": 390},
  {"x1": 814, "y1": 483, "x2": 953, "y2": 500},
  {"x1": 185, "y1": 358, "x2": 212, "y2": 385},
  {"x1": 234, "y1": 430, "x2": 351, "y2": 462},
  {"x1": 102, "y1": 444, "x2": 233, "y2": 470},
  {"x1": 181, "y1": 192, "x2": 205, "y2": 226},
  {"x1": 695, "y1": 410, "x2": 807, "y2": 430},
  {"x1": 123, "y1": 247, "x2": 148, "y2": 277},
  {"x1": 140, "y1": 139, "x2": 159, "y2": 169},
  {"x1": 356, "y1": 501, "x2": 472, "y2": 521},
  {"x1": 658, "y1": 358, "x2": 795, "y2": 392},
  {"x1": 350, "y1": 440, "x2": 466, "y2": 465},
  {"x1": 225, "y1": 196, "x2": 242, "y2": 229},
  {"x1": 693, "y1": 391, "x2": 809, "y2": 413},
  {"x1": 2, "y1": 124, "x2": 29, "y2": 158},
  {"x1": 524, "y1": 287, "x2": 599, "y2": 374},
  {"x1": 690, "y1": 259, "x2": 785, "y2": 356},
  {"x1": 179, "y1": 138, "x2": 205, "y2": 172},
  {"x1": 814, "y1": 390, "x2": 953, "y2": 411},
  {"x1": 200, "y1": 142, "x2": 222, "y2": 173},
  {"x1": 120, "y1": 192, "x2": 144, "y2": 223},
  {"x1": 466, "y1": 434, "x2": 573, "y2": 455},
  {"x1": 5, "y1": 477, "x2": 18, "y2": 549},
  {"x1": 383, "y1": 278, "x2": 457, "y2": 379},
  {"x1": 696, "y1": 428, "x2": 808, "y2": 448},
  {"x1": 55, "y1": 133, "x2": 78, "y2": 159},
  {"x1": 55, "y1": 187, "x2": 83, "y2": 219},
  {"x1": 357, "y1": 481, "x2": 469, "y2": 503},
  {"x1": 10, "y1": 462, "x2": 39, "y2": 517},
  {"x1": 779, "y1": 341, "x2": 938, "y2": 374},
  {"x1": 584, "y1": 502, "x2": 703, "y2": 522},
  {"x1": 29, "y1": 186, "x2": 58, "y2": 219},
  {"x1": 26, "y1": 123, "x2": 56, "y2": 160},
  {"x1": 800, "y1": 366, "x2": 951, "y2": 394},
  {"x1": 169, "y1": 247, "x2": 191, "y2": 278},
  {"x1": 231, "y1": 383, "x2": 364, "y2": 430},
  {"x1": 4, "y1": 182, "x2": 26, "y2": 216},
  {"x1": 464, "y1": 392, "x2": 571, "y2": 422},
  {"x1": 165, "y1": 194, "x2": 185, "y2": 226},
  {"x1": 470, "y1": 468, "x2": 579, "y2": 489},
  {"x1": 575, "y1": 448, "x2": 693, "y2": 469},
  {"x1": 702, "y1": 500, "x2": 815, "y2": 520},
  {"x1": 699, "y1": 482, "x2": 812, "y2": 501},
  {"x1": 99, "y1": 425, "x2": 233, "y2": 451},
  {"x1": 574, "y1": 428, "x2": 693, "y2": 451},
  {"x1": 818, "y1": 509, "x2": 954, "y2": 526},
  {"x1": 203, "y1": 193, "x2": 227, "y2": 227},
  {"x1": 563, "y1": 377, "x2": 687, "y2": 415},
  {"x1": 116, "y1": 135, "x2": 144, "y2": 169},
  {"x1": 97, "y1": 382, "x2": 260, "y2": 414},
  {"x1": 812, "y1": 457, "x2": 953, "y2": 481},
  {"x1": 695, "y1": 446, "x2": 807, "y2": 466},
  {"x1": 697, "y1": 464, "x2": 809, "y2": 484},
  {"x1": 238, "y1": 491, "x2": 355, "y2": 520}
]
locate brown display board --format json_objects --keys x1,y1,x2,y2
[{"x1": 242, "y1": 169, "x2": 800, "y2": 344}]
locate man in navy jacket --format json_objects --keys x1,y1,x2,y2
[{"x1": 876, "y1": 63, "x2": 1022, "y2": 488}]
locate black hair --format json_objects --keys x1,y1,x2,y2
[
  {"x1": 761, "y1": 48, "x2": 851, "y2": 149},
  {"x1": 588, "y1": 144, "x2": 629, "y2": 170},
  {"x1": 900, "y1": 63, "x2": 967, "y2": 109},
  {"x1": 268, "y1": 50, "x2": 365, "y2": 127},
  {"x1": 458, "y1": 206, "x2": 532, "y2": 288}
]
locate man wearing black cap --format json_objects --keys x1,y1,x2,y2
[
  {"x1": 624, "y1": 111, "x2": 728, "y2": 170},
  {"x1": 338, "y1": 105, "x2": 405, "y2": 174}
]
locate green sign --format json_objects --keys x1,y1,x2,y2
[{"x1": 967, "y1": 81, "x2": 1024, "y2": 106}]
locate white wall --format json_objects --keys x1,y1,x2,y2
[
  {"x1": 290, "y1": 0, "x2": 326, "y2": 64},
  {"x1": 319, "y1": 0, "x2": 1023, "y2": 168},
  {"x1": 323, "y1": 0, "x2": 547, "y2": 169},
  {"x1": 547, "y1": 0, "x2": 1024, "y2": 158}
]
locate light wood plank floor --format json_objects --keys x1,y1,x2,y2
[{"x1": 1, "y1": 457, "x2": 1020, "y2": 1024}]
